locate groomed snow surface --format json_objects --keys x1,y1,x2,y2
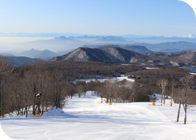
[{"x1": 1, "y1": 91, "x2": 196, "y2": 140}]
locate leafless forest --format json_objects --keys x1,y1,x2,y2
[{"x1": 0, "y1": 57, "x2": 196, "y2": 125}]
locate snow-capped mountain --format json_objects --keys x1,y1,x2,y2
[
  {"x1": 182, "y1": 34, "x2": 196, "y2": 38},
  {"x1": 51, "y1": 46, "x2": 141, "y2": 63}
]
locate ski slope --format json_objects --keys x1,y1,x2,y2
[{"x1": 1, "y1": 91, "x2": 196, "y2": 140}]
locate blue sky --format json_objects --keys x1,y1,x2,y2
[{"x1": 0, "y1": 0, "x2": 195, "y2": 37}]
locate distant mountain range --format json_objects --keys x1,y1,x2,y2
[
  {"x1": 2, "y1": 43, "x2": 196, "y2": 67},
  {"x1": 14, "y1": 37, "x2": 93, "y2": 52},
  {"x1": 120, "y1": 45, "x2": 153, "y2": 54},
  {"x1": 182, "y1": 34, "x2": 196, "y2": 38},
  {"x1": 0, "y1": 32, "x2": 195, "y2": 39},
  {"x1": 54, "y1": 36, "x2": 73, "y2": 40},
  {"x1": 96, "y1": 36, "x2": 125, "y2": 42},
  {"x1": 50, "y1": 45, "x2": 196, "y2": 67},
  {"x1": 18, "y1": 49, "x2": 59, "y2": 60},
  {"x1": 81, "y1": 42, "x2": 196, "y2": 54},
  {"x1": 133, "y1": 41, "x2": 196, "y2": 52},
  {"x1": 1, "y1": 37, "x2": 196, "y2": 67},
  {"x1": 2, "y1": 34, "x2": 196, "y2": 53}
]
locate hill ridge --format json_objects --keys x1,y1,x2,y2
[{"x1": 51, "y1": 47, "x2": 141, "y2": 63}]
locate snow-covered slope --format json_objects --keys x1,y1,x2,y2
[
  {"x1": 1, "y1": 91, "x2": 196, "y2": 140},
  {"x1": 51, "y1": 47, "x2": 141, "y2": 63}
]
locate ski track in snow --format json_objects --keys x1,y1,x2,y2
[{"x1": 1, "y1": 91, "x2": 196, "y2": 140}]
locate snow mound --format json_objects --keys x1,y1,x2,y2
[
  {"x1": 43, "y1": 108, "x2": 77, "y2": 118},
  {"x1": 44, "y1": 108, "x2": 65, "y2": 117}
]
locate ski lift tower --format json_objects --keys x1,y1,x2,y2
[{"x1": 32, "y1": 92, "x2": 42, "y2": 117}]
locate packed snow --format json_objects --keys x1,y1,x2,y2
[{"x1": 1, "y1": 91, "x2": 196, "y2": 140}]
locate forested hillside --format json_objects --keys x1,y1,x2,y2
[
  {"x1": 1, "y1": 55, "x2": 196, "y2": 123},
  {"x1": 0, "y1": 58, "x2": 145, "y2": 117}
]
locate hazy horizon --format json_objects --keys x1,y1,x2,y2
[
  {"x1": 0, "y1": 0, "x2": 196, "y2": 53},
  {"x1": 0, "y1": 0, "x2": 195, "y2": 37}
]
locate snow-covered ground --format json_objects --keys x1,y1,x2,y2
[
  {"x1": 1, "y1": 91, "x2": 196, "y2": 140},
  {"x1": 77, "y1": 74, "x2": 135, "y2": 83},
  {"x1": 145, "y1": 67, "x2": 160, "y2": 70},
  {"x1": 116, "y1": 76, "x2": 135, "y2": 82}
]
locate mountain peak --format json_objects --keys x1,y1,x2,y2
[
  {"x1": 20, "y1": 49, "x2": 58, "y2": 60},
  {"x1": 182, "y1": 34, "x2": 196, "y2": 38},
  {"x1": 54, "y1": 36, "x2": 69, "y2": 39},
  {"x1": 42, "y1": 49, "x2": 51, "y2": 52},
  {"x1": 51, "y1": 46, "x2": 141, "y2": 63},
  {"x1": 30, "y1": 48, "x2": 36, "y2": 51}
]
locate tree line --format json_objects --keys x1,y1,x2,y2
[
  {"x1": 1, "y1": 56, "x2": 196, "y2": 125},
  {"x1": 126, "y1": 67, "x2": 196, "y2": 124},
  {"x1": 0, "y1": 58, "x2": 145, "y2": 117}
]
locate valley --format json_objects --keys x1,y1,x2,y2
[{"x1": 1, "y1": 1, "x2": 196, "y2": 140}]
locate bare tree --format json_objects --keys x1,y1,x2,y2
[
  {"x1": 157, "y1": 78, "x2": 168, "y2": 104},
  {"x1": 179, "y1": 75, "x2": 194, "y2": 124},
  {"x1": 176, "y1": 88, "x2": 184, "y2": 122}
]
